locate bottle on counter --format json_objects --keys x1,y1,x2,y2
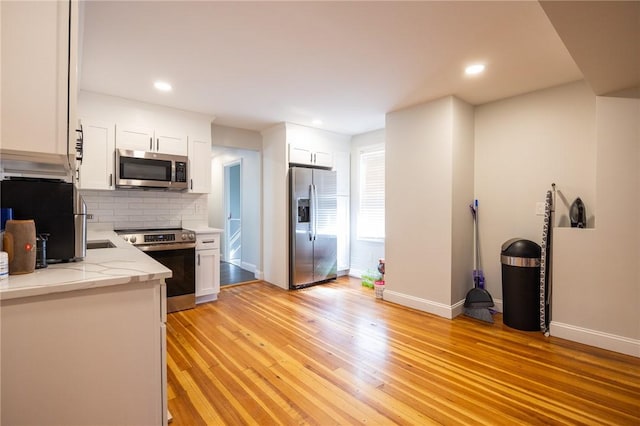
[{"x1": 0, "y1": 251, "x2": 8, "y2": 280}]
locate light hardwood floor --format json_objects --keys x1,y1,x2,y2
[{"x1": 167, "y1": 277, "x2": 640, "y2": 425}]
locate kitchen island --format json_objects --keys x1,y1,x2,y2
[{"x1": 0, "y1": 230, "x2": 170, "y2": 425}]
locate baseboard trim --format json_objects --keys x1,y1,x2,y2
[
  {"x1": 196, "y1": 293, "x2": 217, "y2": 304},
  {"x1": 451, "y1": 300, "x2": 465, "y2": 317},
  {"x1": 348, "y1": 268, "x2": 366, "y2": 279},
  {"x1": 383, "y1": 290, "x2": 455, "y2": 319},
  {"x1": 382, "y1": 291, "x2": 505, "y2": 319},
  {"x1": 241, "y1": 261, "x2": 257, "y2": 275},
  {"x1": 254, "y1": 269, "x2": 264, "y2": 280},
  {"x1": 550, "y1": 321, "x2": 640, "y2": 358}
]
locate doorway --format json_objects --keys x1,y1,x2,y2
[{"x1": 224, "y1": 160, "x2": 242, "y2": 267}]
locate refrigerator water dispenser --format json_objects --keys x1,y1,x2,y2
[{"x1": 297, "y1": 199, "x2": 310, "y2": 223}]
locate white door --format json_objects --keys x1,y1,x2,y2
[{"x1": 224, "y1": 161, "x2": 242, "y2": 266}]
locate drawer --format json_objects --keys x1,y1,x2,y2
[{"x1": 196, "y1": 234, "x2": 220, "y2": 250}]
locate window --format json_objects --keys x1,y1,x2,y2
[{"x1": 357, "y1": 146, "x2": 385, "y2": 240}]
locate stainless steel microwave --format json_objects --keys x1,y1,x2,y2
[{"x1": 116, "y1": 149, "x2": 188, "y2": 191}]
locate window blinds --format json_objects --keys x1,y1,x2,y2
[{"x1": 358, "y1": 148, "x2": 385, "y2": 240}]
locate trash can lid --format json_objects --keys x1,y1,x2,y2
[{"x1": 501, "y1": 238, "x2": 541, "y2": 258}]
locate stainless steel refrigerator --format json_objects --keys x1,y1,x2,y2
[{"x1": 289, "y1": 167, "x2": 337, "y2": 289}]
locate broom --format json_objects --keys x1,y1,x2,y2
[{"x1": 464, "y1": 199, "x2": 494, "y2": 323}]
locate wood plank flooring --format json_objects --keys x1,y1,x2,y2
[{"x1": 167, "y1": 277, "x2": 640, "y2": 425}]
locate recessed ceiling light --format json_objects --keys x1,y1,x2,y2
[
  {"x1": 465, "y1": 64, "x2": 485, "y2": 75},
  {"x1": 154, "y1": 81, "x2": 172, "y2": 92},
  {"x1": 312, "y1": 119, "x2": 323, "y2": 126}
]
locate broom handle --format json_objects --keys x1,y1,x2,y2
[{"x1": 474, "y1": 199, "x2": 479, "y2": 272}]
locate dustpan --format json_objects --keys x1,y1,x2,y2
[{"x1": 464, "y1": 200, "x2": 494, "y2": 322}]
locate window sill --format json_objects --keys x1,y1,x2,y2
[{"x1": 356, "y1": 237, "x2": 385, "y2": 243}]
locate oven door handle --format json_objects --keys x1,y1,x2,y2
[{"x1": 137, "y1": 242, "x2": 196, "y2": 252}]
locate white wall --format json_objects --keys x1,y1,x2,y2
[
  {"x1": 213, "y1": 124, "x2": 262, "y2": 151},
  {"x1": 450, "y1": 98, "x2": 475, "y2": 305},
  {"x1": 385, "y1": 96, "x2": 474, "y2": 317},
  {"x1": 208, "y1": 146, "x2": 261, "y2": 275},
  {"x1": 474, "y1": 81, "x2": 597, "y2": 309},
  {"x1": 552, "y1": 96, "x2": 639, "y2": 356},
  {"x1": 79, "y1": 91, "x2": 213, "y2": 139},
  {"x1": 349, "y1": 129, "x2": 385, "y2": 277},
  {"x1": 261, "y1": 124, "x2": 288, "y2": 288}
]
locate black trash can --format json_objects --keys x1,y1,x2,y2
[{"x1": 501, "y1": 238, "x2": 541, "y2": 331}]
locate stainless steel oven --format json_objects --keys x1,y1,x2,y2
[{"x1": 117, "y1": 228, "x2": 196, "y2": 313}]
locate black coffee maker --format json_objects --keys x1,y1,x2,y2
[{"x1": 36, "y1": 233, "x2": 49, "y2": 269}]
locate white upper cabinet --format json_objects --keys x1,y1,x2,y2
[
  {"x1": 288, "y1": 145, "x2": 333, "y2": 168},
  {"x1": 188, "y1": 137, "x2": 212, "y2": 193},
  {"x1": 1, "y1": 0, "x2": 78, "y2": 157},
  {"x1": 78, "y1": 119, "x2": 115, "y2": 190},
  {"x1": 115, "y1": 126, "x2": 153, "y2": 152},
  {"x1": 116, "y1": 125, "x2": 187, "y2": 156},
  {"x1": 333, "y1": 151, "x2": 350, "y2": 196},
  {"x1": 155, "y1": 131, "x2": 188, "y2": 156}
]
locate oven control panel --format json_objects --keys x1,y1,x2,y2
[
  {"x1": 145, "y1": 234, "x2": 176, "y2": 243},
  {"x1": 117, "y1": 229, "x2": 196, "y2": 246}
]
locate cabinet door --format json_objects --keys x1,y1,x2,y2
[
  {"x1": 116, "y1": 126, "x2": 154, "y2": 152},
  {"x1": 314, "y1": 150, "x2": 334, "y2": 168},
  {"x1": 1, "y1": 1, "x2": 72, "y2": 156},
  {"x1": 196, "y1": 248, "x2": 220, "y2": 298},
  {"x1": 288, "y1": 145, "x2": 313, "y2": 166},
  {"x1": 155, "y1": 131, "x2": 187, "y2": 156},
  {"x1": 336, "y1": 195, "x2": 350, "y2": 271},
  {"x1": 78, "y1": 119, "x2": 115, "y2": 190},
  {"x1": 334, "y1": 151, "x2": 350, "y2": 196},
  {"x1": 188, "y1": 138, "x2": 211, "y2": 193}
]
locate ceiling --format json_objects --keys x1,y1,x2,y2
[
  {"x1": 540, "y1": 1, "x2": 640, "y2": 99},
  {"x1": 80, "y1": 1, "x2": 588, "y2": 136}
]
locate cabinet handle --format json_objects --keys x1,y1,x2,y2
[
  {"x1": 109, "y1": 173, "x2": 113, "y2": 187},
  {"x1": 314, "y1": 153, "x2": 316, "y2": 163},
  {"x1": 190, "y1": 179, "x2": 193, "y2": 190},
  {"x1": 203, "y1": 240, "x2": 215, "y2": 244},
  {"x1": 197, "y1": 253, "x2": 200, "y2": 266},
  {"x1": 149, "y1": 137, "x2": 153, "y2": 151},
  {"x1": 310, "y1": 153, "x2": 313, "y2": 163},
  {"x1": 157, "y1": 138, "x2": 160, "y2": 151}
]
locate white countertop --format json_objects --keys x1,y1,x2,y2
[
  {"x1": 0, "y1": 230, "x2": 171, "y2": 301},
  {"x1": 181, "y1": 223, "x2": 224, "y2": 234}
]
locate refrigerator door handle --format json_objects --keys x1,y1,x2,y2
[
  {"x1": 308, "y1": 184, "x2": 314, "y2": 241},
  {"x1": 312, "y1": 183, "x2": 318, "y2": 241}
]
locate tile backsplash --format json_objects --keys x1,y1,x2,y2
[{"x1": 80, "y1": 190, "x2": 208, "y2": 230}]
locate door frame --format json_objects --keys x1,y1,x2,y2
[{"x1": 224, "y1": 159, "x2": 242, "y2": 266}]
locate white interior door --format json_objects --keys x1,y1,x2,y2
[{"x1": 224, "y1": 161, "x2": 242, "y2": 266}]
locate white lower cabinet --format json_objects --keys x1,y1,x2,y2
[
  {"x1": 0, "y1": 281, "x2": 166, "y2": 425},
  {"x1": 195, "y1": 232, "x2": 221, "y2": 303}
]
